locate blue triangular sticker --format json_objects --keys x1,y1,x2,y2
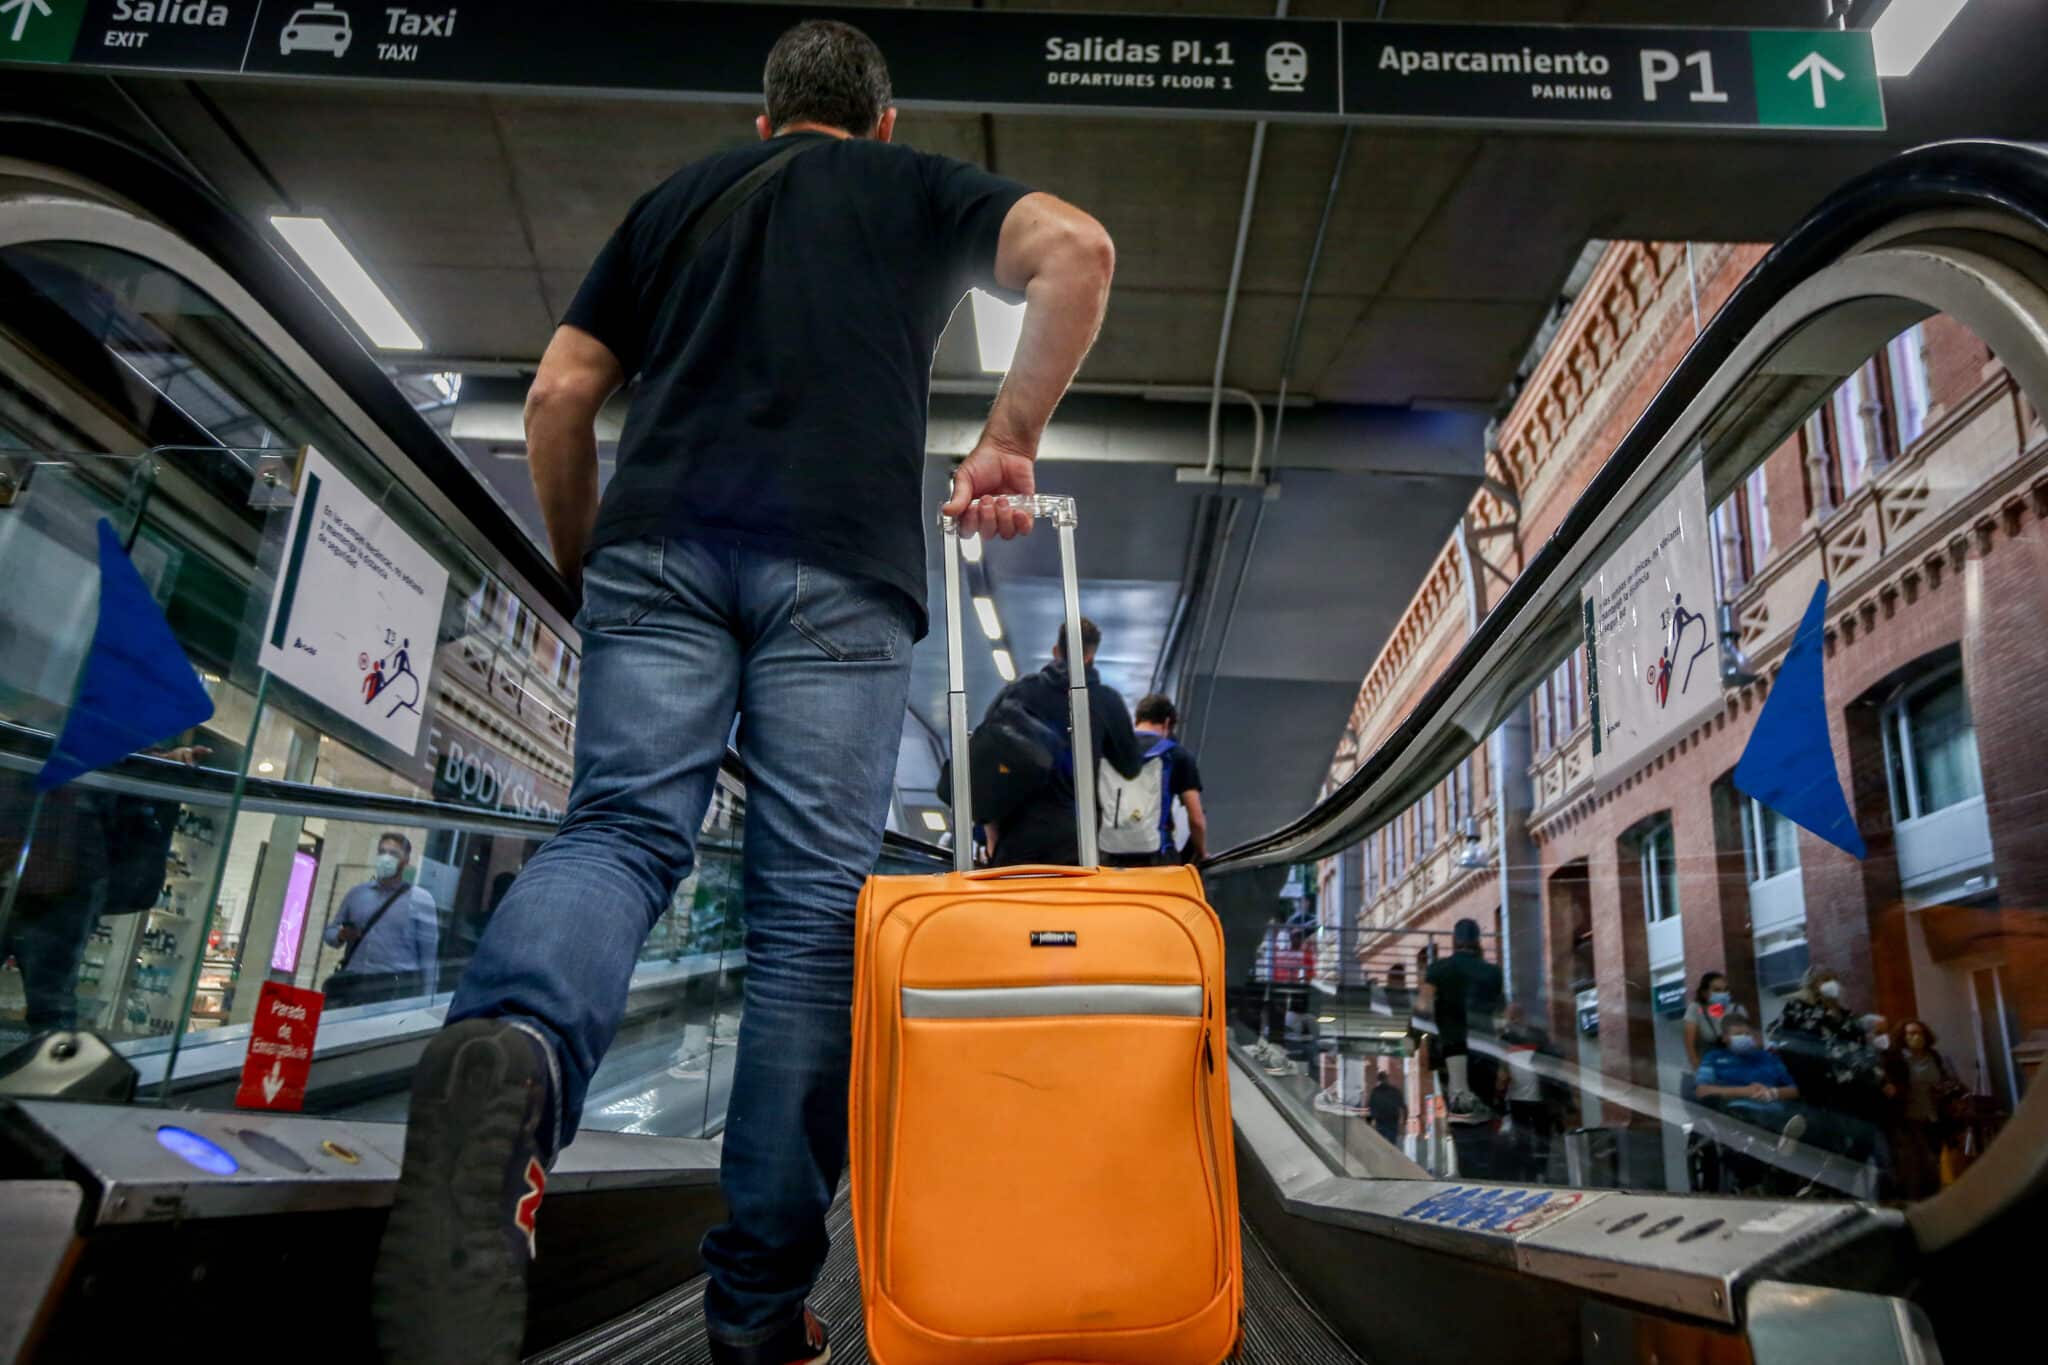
[
  {"x1": 36, "y1": 520, "x2": 216, "y2": 791},
  {"x1": 1732, "y1": 579, "x2": 1866, "y2": 859}
]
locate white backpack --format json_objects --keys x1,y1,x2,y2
[{"x1": 1098, "y1": 737, "x2": 1175, "y2": 856}]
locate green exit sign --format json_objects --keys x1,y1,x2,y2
[
  {"x1": 1, "y1": 0, "x2": 86, "y2": 63},
  {"x1": 1750, "y1": 29, "x2": 1883, "y2": 130}
]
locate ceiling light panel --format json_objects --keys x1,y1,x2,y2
[{"x1": 270, "y1": 215, "x2": 424, "y2": 351}]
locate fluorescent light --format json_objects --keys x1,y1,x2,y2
[
  {"x1": 972, "y1": 595, "x2": 1001, "y2": 640},
  {"x1": 921, "y1": 809, "x2": 948, "y2": 832},
  {"x1": 270, "y1": 215, "x2": 424, "y2": 350},
  {"x1": 960, "y1": 534, "x2": 983, "y2": 564},
  {"x1": 992, "y1": 648, "x2": 1017, "y2": 682},
  {"x1": 257, "y1": 761, "x2": 275, "y2": 774},
  {"x1": 1317, "y1": 1016, "x2": 1337, "y2": 1024},
  {"x1": 970, "y1": 289, "x2": 1025, "y2": 373},
  {"x1": 1872, "y1": 0, "x2": 1968, "y2": 77}
]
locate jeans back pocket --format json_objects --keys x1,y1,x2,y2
[{"x1": 791, "y1": 561, "x2": 905, "y2": 662}]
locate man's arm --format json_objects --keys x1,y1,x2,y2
[
  {"x1": 943, "y1": 193, "x2": 1114, "y2": 541},
  {"x1": 323, "y1": 891, "x2": 353, "y2": 947},
  {"x1": 1180, "y1": 788, "x2": 1209, "y2": 862},
  {"x1": 525, "y1": 325, "x2": 627, "y2": 593}
]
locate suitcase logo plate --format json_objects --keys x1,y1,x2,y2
[{"x1": 1029, "y1": 930, "x2": 1078, "y2": 947}]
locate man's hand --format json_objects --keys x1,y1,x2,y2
[
  {"x1": 943, "y1": 438, "x2": 1037, "y2": 540},
  {"x1": 336, "y1": 924, "x2": 362, "y2": 946}
]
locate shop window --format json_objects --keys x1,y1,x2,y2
[
  {"x1": 1740, "y1": 796, "x2": 1801, "y2": 884},
  {"x1": 1639, "y1": 815, "x2": 1680, "y2": 924},
  {"x1": 1883, "y1": 665, "x2": 1984, "y2": 822}
]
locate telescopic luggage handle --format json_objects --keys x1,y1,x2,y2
[{"x1": 940, "y1": 495, "x2": 1097, "y2": 872}]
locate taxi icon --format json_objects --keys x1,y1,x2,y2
[{"x1": 281, "y1": 4, "x2": 353, "y2": 57}]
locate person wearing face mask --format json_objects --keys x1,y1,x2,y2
[
  {"x1": 322, "y1": 832, "x2": 439, "y2": 1008},
  {"x1": 1684, "y1": 970, "x2": 1735, "y2": 1073},
  {"x1": 1769, "y1": 965, "x2": 1886, "y2": 1163},
  {"x1": 1694, "y1": 1010, "x2": 1807, "y2": 1159}
]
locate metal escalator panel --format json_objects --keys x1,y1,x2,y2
[{"x1": 527, "y1": 1185, "x2": 1367, "y2": 1365}]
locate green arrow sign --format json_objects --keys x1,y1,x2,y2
[
  {"x1": 0, "y1": 0, "x2": 82, "y2": 62},
  {"x1": 1750, "y1": 29, "x2": 1883, "y2": 130}
]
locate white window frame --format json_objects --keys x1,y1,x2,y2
[
  {"x1": 1740, "y1": 796, "x2": 1801, "y2": 886},
  {"x1": 1640, "y1": 816, "x2": 1679, "y2": 924},
  {"x1": 1882, "y1": 664, "x2": 1983, "y2": 823},
  {"x1": 1886, "y1": 324, "x2": 1932, "y2": 453}
]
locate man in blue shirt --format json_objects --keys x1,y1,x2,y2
[
  {"x1": 1695, "y1": 1009, "x2": 1807, "y2": 1149},
  {"x1": 321, "y1": 832, "x2": 438, "y2": 1007}
]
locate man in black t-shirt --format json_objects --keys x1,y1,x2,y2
[
  {"x1": 1420, "y1": 917, "x2": 1505, "y2": 1125},
  {"x1": 374, "y1": 22, "x2": 1116, "y2": 1365}
]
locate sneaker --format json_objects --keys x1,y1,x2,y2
[
  {"x1": 1776, "y1": 1112, "x2": 1809, "y2": 1155},
  {"x1": 709, "y1": 1306, "x2": 831, "y2": 1365},
  {"x1": 1446, "y1": 1091, "x2": 1494, "y2": 1125},
  {"x1": 371, "y1": 1018, "x2": 557, "y2": 1365}
]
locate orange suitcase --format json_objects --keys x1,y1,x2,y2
[{"x1": 850, "y1": 496, "x2": 1241, "y2": 1365}]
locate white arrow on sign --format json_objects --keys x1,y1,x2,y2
[
  {"x1": 0, "y1": 0, "x2": 51, "y2": 45},
  {"x1": 261, "y1": 1058, "x2": 286, "y2": 1104},
  {"x1": 1788, "y1": 51, "x2": 1846, "y2": 109}
]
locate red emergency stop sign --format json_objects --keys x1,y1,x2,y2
[{"x1": 234, "y1": 980, "x2": 324, "y2": 1111}]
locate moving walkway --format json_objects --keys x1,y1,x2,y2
[{"x1": 3, "y1": 114, "x2": 2047, "y2": 1363}]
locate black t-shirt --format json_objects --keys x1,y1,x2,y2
[
  {"x1": 1168, "y1": 743, "x2": 1202, "y2": 800},
  {"x1": 1425, "y1": 950, "x2": 1504, "y2": 1043},
  {"x1": 563, "y1": 132, "x2": 1031, "y2": 635}
]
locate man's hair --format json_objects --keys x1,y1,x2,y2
[
  {"x1": 1135, "y1": 693, "x2": 1177, "y2": 727},
  {"x1": 1452, "y1": 916, "x2": 1482, "y2": 949},
  {"x1": 1053, "y1": 616, "x2": 1102, "y2": 659},
  {"x1": 379, "y1": 832, "x2": 412, "y2": 858},
  {"x1": 764, "y1": 21, "x2": 893, "y2": 135}
]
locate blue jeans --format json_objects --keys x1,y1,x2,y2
[{"x1": 449, "y1": 535, "x2": 915, "y2": 1345}]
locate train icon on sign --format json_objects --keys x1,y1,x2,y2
[
  {"x1": 281, "y1": 4, "x2": 353, "y2": 57},
  {"x1": 1266, "y1": 41, "x2": 1307, "y2": 93}
]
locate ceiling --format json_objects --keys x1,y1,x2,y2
[{"x1": 30, "y1": 0, "x2": 2043, "y2": 851}]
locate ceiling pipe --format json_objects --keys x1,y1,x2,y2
[
  {"x1": 1192, "y1": 120, "x2": 1355, "y2": 753},
  {"x1": 1205, "y1": 125, "x2": 1272, "y2": 477}
]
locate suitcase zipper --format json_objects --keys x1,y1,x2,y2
[{"x1": 1196, "y1": 1028, "x2": 1226, "y2": 1284}]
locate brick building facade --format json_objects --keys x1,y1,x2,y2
[{"x1": 1314, "y1": 237, "x2": 2048, "y2": 1176}]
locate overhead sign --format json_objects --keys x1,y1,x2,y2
[
  {"x1": 234, "y1": 979, "x2": 324, "y2": 1111},
  {"x1": 259, "y1": 445, "x2": 449, "y2": 758},
  {"x1": 0, "y1": 3, "x2": 1883, "y2": 132},
  {"x1": 1582, "y1": 464, "x2": 1723, "y2": 787}
]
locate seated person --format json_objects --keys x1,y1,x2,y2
[{"x1": 1695, "y1": 1010, "x2": 1807, "y2": 1152}]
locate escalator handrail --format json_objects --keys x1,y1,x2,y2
[
  {"x1": 1204, "y1": 138, "x2": 2048, "y2": 874},
  {"x1": 0, "y1": 111, "x2": 578, "y2": 625},
  {"x1": 0, "y1": 115, "x2": 956, "y2": 867},
  {"x1": 0, "y1": 728, "x2": 950, "y2": 866}
]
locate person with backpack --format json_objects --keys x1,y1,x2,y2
[
  {"x1": 1099, "y1": 693, "x2": 1207, "y2": 867},
  {"x1": 982, "y1": 616, "x2": 1146, "y2": 867},
  {"x1": 321, "y1": 832, "x2": 438, "y2": 1009}
]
